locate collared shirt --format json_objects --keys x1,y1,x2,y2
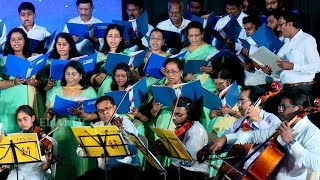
[
  {"x1": 0, "y1": 19, "x2": 7, "y2": 47},
  {"x1": 214, "y1": 12, "x2": 248, "y2": 51},
  {"x1": 19, "y1": 23, "x2": 51, "y2": 41},
  {"x1": 224, "y1": 109, "x2": 281, "y2": 169},
  {"x1": 77, "y1": 116, "x2": 139, "y2": 170},
  {"x1": 63, "y1": 16, "x2": 104, "y2": 54},
  {"x1": 156, "y1": 18, "x2": 191, "y2": 33},
  {"x1": 226, "y1": 116, "x2": 320, "y2": 179},
  {"x1": 277, "y1": 30, "x2": 320, "y2": 84},
  {"x1": 171, "y1": 121, "x2": 209, "y2": 174}
]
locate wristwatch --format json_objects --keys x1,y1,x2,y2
[{"x1": 289, "y1": 139, "x2": 297, "y2": 148}]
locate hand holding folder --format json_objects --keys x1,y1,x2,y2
[
  {"x1": 220, "y1": 17, "x2": 242, "y2": 42},
  {"x1": 3, "y1": 53, "x2": 49, "y2": 78}
]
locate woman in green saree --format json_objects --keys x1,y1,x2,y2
[
  {"x1": 0, "y1": 28, "x2": 44, "y2": 133},
  {"x1": 45, "y1": 61, "x2": 97, "y2": 179}
]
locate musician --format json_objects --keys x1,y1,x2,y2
[
  {"x1": 167, "y1": 97, "x2": 209, "y2": 180},
  {"x1": 211, "y1": 90, "x2": 320, "y2": 179},
  {"x1": 76, "y1": 95, "x2": 139, "y2": 180},
  {"x1": 6, "y1": 105, "x2": 55, "y2": 180}
]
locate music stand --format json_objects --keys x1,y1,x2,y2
[
  {"x1": 151, "y1": 128, "x2": 193, "y2": 180},
  {"x1": 72, "y1": 125, "x2": 132, "y2": 179},
  {"x1": 127, "y1": 133, "x2": 167, "y2": 180},
  {"x1": 0, "y1": 133, "x2": 42, "y2": 180}
]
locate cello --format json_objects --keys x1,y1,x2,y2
[
  {"x1": 213, "y1": 82, "x2": 282, "y2": 179},
  {"x1": 238, "y1": 97, "x2": 320, "y2": 180}
]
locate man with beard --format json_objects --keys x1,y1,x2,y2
[
  {"x1": 63, "y1": 0, "x2": 103, "y2": 55},
  {"x1": 210, "y1": 90, "x2": 320, "y2": 179},
  {"x1": 211, "y1": 86, "x2": 281, "y2": 170}
]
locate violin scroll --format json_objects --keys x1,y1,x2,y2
[{"x1": 260, "y1": 81, "x2": 281, "y2": 103}]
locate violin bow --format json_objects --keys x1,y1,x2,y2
[
  {"x1": 39, "y1": 126, "x2": 59, "y2": 142},
  {"x1": 166, "y1": 85, "x2": 182, "y2": 130}
]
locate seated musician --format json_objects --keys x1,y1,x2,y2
[
  {"x1": 210, "y1": 90, "x2": 320, "y2": 179},
  {"x1": 76, "y1": 95, "x2": 140, "y2": 180},
  {"x1": 167, "y1": 97, "x2": 209, "y2": 180},
  {"x1": 6, "y1": 105, "x2": 55, "y2": 180}
]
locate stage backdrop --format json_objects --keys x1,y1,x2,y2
[{"x1": 0, "y1": 0, "x2": 122, "y2": 34}]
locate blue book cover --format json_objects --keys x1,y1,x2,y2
[
  {"x1": 183, "y1": 60, "x2": 209, "y2": 74},
  {"x1": 224, "y1": 81, "x2": 240, "y2": 108},
  {"x1": 92, "y1": 23, "x2": 110, "y2": 38},
  {"x1": 112, "y1": 19, "x2": 133, "y2": 41},
  {"x1": 170, "y1": 50, "x2": 187, "y2": 60},
  {"x1": 105, "y1": 91, "x2": 130, "y2": 114},
  {"x1": 190, "y1": 15, "x2": 205, "y2": 25},
  {"x1": 132, "y1": 77, "x2": 148, "y2": 108},
  {"x1": 162, "y1": 30, "x2": 183, "y2": 48},
  {"x1": 206, "y1": 13, "x2": 221, "y2": 30},
  {"x1": 201, "y1": 87, "x2": 222, "y2": 110},
  {"x1": 50, "y1": 59, "x2": 69, "y2": 80},
  {"x1": 136, "y1": 10, "x2": 149, "y2": 36},
  {"x1": 0, "y1": 18, "x2": 5, "y2": 36},
  {"x1": 44, "y1": 31, "x2": 56, "y2": 52},
  {"x1": 239, "y1": 38, "x2": 251, "y2": 50},
  {"x1": 52, "y1": 96, "x2": 79, "y2": 116},
  {"x1": 66, "y1": 23, "x2": 90, "y2": 37},
  {"x1": 28, "y1": 38, "x2": 42, "y2": 53},
  {"x1": 221, "y1": 17, "x2": 242, "y2": 41},
  {"x1": 78, "y1": 53, "x2": 97, "y2": 74},
  {"x1": 104, "y1": 53, "x2": 130, "y2": 75},
  {"x1": 250, "y1": 23, "x2": 284, "y2": 53},
  {"x1": 129, "y1": 49, "x2": 148, "y2": 68},
  {"x1": 83, "y1": 98, "x2": 97, "y2": 113},
  {"x1": 151, "y1": 85, "x2": 177, "y2": 106},
  {"x1": 3, "y1": 54, "x2": 49, "y2": 78},
  {"x1": 29, "y1": 53, "x2": 50, "y2": 77},
  {"x1": 181, "y1": 80, "x2": 203, "y2": 102},
  {"x1": 143, "y1": 53, "x2": 166, "y2": 79}
]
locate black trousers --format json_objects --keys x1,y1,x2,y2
[
  {"x1": 75, "y1": 164, "x2": 139, "y2": 180},
  {"x1": 166, "y1": 164, "x2": 208, "y2": 180}
]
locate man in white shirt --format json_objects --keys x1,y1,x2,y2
[
  {"x1": 210, "y1": 90, "x2": 320, "y2": 179},
  {"x1": 17, "y1": 2, "x2": 51, "y2": 53},
  {"x1": 77, "y1": 96, "x2": 139, "y2": 180},
  {"x1": 214, "y1": 0, "x2": 248, "y2": 52},
  {"x1": 276, "y1": 11, "x2": 320, "y2": 99},
  {"x1": 126, "y1": 0, "x2": 154, "y2": 50},
  {"x1": 63, "y1": 0, "x2": 103, "y2": 55},
  {"x1": 167, "y1": 97, "x2": 208, "y2": 180}
]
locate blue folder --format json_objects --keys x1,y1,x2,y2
[
  {"x1": 44, "y1": 31, "x2": 56, "y2": 52},
  {"x1": 130, "y1": 49, "x2": 148, "y2": 68},
  {"x1": 103, "y1": 53, "x2": 130, "y2": 75},
  {"x1": 250, "y1": 23, "x2": 284, "y2": 53},
  {"x1": 221, "y1": 17, "x2": 242, "y2": 41},
  {"x1": 201, "y1": 87, "x2": 222, "y2": 110},
  {"x1": 132, "y1": 77, "x2": 148, "y2": 108},
  {"x1": 112, "y1": 20, "x2": 133, "y2": 41},
  {"x1": 28, "y1": 31, "x2": 56, "y2": 53},
  {"x1": 143, "y1": 53, "x2": 167, "y2": 79},
  {"x1": 162, "y1": 30, "x2": 183, "y2": 48},
  {"x1": 0, "y1": 18, "x2": 5, "y2": 37},
  {"x1": 3, "y1": 53, "x2": 49, "y2": 78},
  {"x1": 66, "y1": 23, "x2": 90, "y2": 37},
  {"x1": 151, "y1": 80, "x2": 202, "y2": 106},
  {"x1": 183, "y1": 60, "x2": 209, "y2": 74},
  {"x1": 136, "y1": 10, "x2": 149, "y2": 36},
  {"x1": 190, "y1": 15, "x2": 205, "y2": 25},
  {"x1": 224, "y1": 81, "x2": 240, "y2": 108},
  {"x1": 239, "y1": 38, "x2": 251, "y2": 50},
  {"x1": 83, "y1": 98, "x2": 97, "y2": 113},
  {"x1": 206, "y1": 13, "x2": 221, "y2": 30},
  {"x1": 52, "y1": 96, "x2": 79, "y2": 116},
  {"x1": 105, "y1": 91, "x2": 130, "y2": 114},
  {"x1": 51, "y1": 53, "x2": 97, "y2": 80},
  {"x1": 170, "y1": 50, "x2": 187, "y2": 60},
  {"x1": 92, "y1": 23, "x2": 110, "y2": 38}
]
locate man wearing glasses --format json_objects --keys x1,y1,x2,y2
[
  {"x1": 210, "y1": 90, "x2": 320, "y2": 179},
  {"x1": 166, "y1": 97, "x2": 209, "y2": 180},
  {"x1": 276, "y1": 11, "x2": 320, "y2": 101},
  {"x1": 76, "y1": 96, "x2": 139, "y2": 180},
  {"x1": 205, "y1": 86, "x2": 281, "y2": 171}
]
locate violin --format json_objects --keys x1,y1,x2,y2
[
  {"x1": 31, "y1": 126, "x2": 54, "y2": 156},
  {"x1": 110, "y1": 116, "x2": 124, "y2": 130},
  {"x1": 174, "y1": 121, "x2": 193, "y2": 138}
]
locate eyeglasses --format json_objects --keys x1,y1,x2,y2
[
  {"x1": 237, "y1": 98, "x2": 251, "y2": 104},
  {"x1": 278, "y1": 105, "x2": 295, "y2": 112},
  {"x1": 188, "y1": 33, "x2": 202, "y2": 39},
  {"x1": 163, "y1": 70, "x2": 181, "y2": 76},
  {"x1": 173, "y1": 112, "x2": 187, "y2": 118},
  {"x1": 278, "y1": 22, "x2": 287, "y2": 27},
  {"x1": 265, "y1": 0, "x2": 277, "y2": 6},
  {"x1": 97, "y1": 106, "x2": 114, "y2": 114}
]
